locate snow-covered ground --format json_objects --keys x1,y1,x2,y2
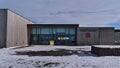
[
  {"x1": 93, "y1": 45, "x2": 120, "y2": 48},
  {"x1": 0, "y1": 45, "x2": 120, "y2": 68}
]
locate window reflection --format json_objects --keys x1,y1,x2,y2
[
  {"x1": 37, "y1": 28, "x2": 40, "y2": 34},
  {"x1": 41, "y1": 28, "x2": 49, "y2": 34},
  {"x1": 30, "y1": 27, "x2": 76, "y2": 45},
  {"x1": 31, "y1": 28, "x2": 36, "y2": 34},
  {"x1": 56, "y1": 28, "x2": 65, "y2": 33},
  {"x1": 69, "y1": 28, "x2": 75, "y2": 34}
]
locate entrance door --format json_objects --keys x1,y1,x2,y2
[{"x1": 55, "y1": 34, "x2": 66, "y2": 45}]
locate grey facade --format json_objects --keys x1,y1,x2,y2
[
  {"x1": 77, "y1": 27, "x2": 115, "y2": 45},
  {"x1": 99, "y1": 28, "x2": 114, "y2": 45},
  {"x1": 0, "y1": 9, "x2": 32, "y2": 48},
  {"x1": 0, "y1": 9, "x2": 118, "y2": 48},
  {"x1": 0, "y1": 10, "x2": 7, "y2": 48},
  {"x1": 115, "y1": 30, "x2": 120, "y2": 44}
]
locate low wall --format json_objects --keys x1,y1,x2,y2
[{"x1": 91, "y1": 45, "x2": 120, "y2": 56}]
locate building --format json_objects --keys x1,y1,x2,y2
[
  {"x1": 0, "y1": 9, "x2": 118, "y2": 48},
  {"x1": 27, "y1": 24, "x2": 78, "y2": 46},
  {"x1": 0, "y1": 9, "x2": 32, "y2": 48},
  {"x1": 77, "y1": 27, "x2": 114, "y2": 45},
  {"x1": 115, "y1": 30, "x2": 120, "y2": 45},
  {"x1": 27, "y1": 25, "x2": 115, "y2": 46}
]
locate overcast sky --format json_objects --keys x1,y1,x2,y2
[{"x1": 0, "y1": 0, "x2": 120, "y2": 29}]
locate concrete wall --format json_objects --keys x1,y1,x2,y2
[
  {"x1": 6, "y1": 10, "x2": 33, "y2": 48},
  {"x1": 0, "y1": 10, "x2": 7, "y2": 48},
  {"x1": 99, "y1": 28, "x2": 114, "y2": 45},
  {"x1": 77, "y1": 27, "x2": 99, "y2": 45}
]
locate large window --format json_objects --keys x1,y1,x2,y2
[
  {"x1": 56, "y1": 28, "x2": 65, "y2": 33},
  {"x1": 41, "y1": 28, "x2": 49, "y2": 34},
  {"x1": 31, "y1": 28, "x2": 36, "y2": 34},
  {"x1": 30, "y1": 27, "x2": 76, "y2": 45},
  {"x1": 36, "y1": 28, "x2": 40, "y2": 34},
  {"x1": 66, "y1": 28, "x2": 69, "y2": 34},
  {"x1": 69, "y1": 28, "x2": 75, "y2": 34}
]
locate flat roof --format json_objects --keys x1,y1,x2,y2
[
  {"x1": 115, "y1": 30, "x2": 120, "y2": 32},
  {"x1": 27, "y1": 24, "x2": 79, "y2": 28},
  {"x1": 79, "y1": 27, "x2": 114, "y2": 29},
  {"x1": 79, "y1": 27, "x2": 114, "y2": 31}
]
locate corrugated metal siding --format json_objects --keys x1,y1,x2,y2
[
  {"x1": 0, "y1": 10, "x2": 7, "y2": 48},
  {"x1": 6, "y1": 10, "x2": 33, "y2": 47}
]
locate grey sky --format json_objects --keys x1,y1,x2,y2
[{"x1": 0, "y1": 0, "x2": 120, "y2": 28}]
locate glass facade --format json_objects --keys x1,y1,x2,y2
[{"x1": 29, "y1": 27, "x2": 76, "y2": 46}]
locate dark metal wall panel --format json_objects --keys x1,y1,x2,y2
[
  {"x1": 77, "y1": 27, "x2": 99, "y2": 45},
  {"x1": 6, "y1": 10, "x2": 33, "y2": 48},
  {"x1": 99, "y1": 28, "x2": 114, "y2": 45},
  {"x1": 115, "y1": 31, "x2": 120, "y2": 44},
  {"x1": 0, "y1": 10, "x2": 7, "y2": 48},
  {"x1": 77, "y1": 27, "x2": 115, "y2": 45},
  {"x1": 27, "y1": 24, "x2": 79, "y2": 28}
]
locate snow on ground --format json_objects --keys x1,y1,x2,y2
[
  {"x1": 0, "y1": 45, "x2": 120, "y2": 68},
  {"x1": 93, "y1": 45, "x2": 120, "y2": 48},
  {"x1": 14, "y1": 45, "x2": 91, "y2": 51}
]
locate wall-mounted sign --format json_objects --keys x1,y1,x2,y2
[
  {"x1": 58, "y1": 37, "x2": 69, "y2": 40},
  {"x1": 85, "y1": 33, "x2": 91, "y2": 38}
]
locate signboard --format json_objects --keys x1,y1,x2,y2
[
  {"x1": 58, "y1": 37, "x2": 69, "y2": 40},
  {"x1": 50, "y1": 40, "x2": 54, "y2": 45},
  {"x1": 85, "y1": 33, "x2": 91, "y2": 38}
]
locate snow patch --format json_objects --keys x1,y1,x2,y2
[{"x1": 0, "y1": 46, "x2": 119, "y2": 68}]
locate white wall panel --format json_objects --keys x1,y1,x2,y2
[{"x1": 6, "y1": 10, "x2": 33, "y2": 47}]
